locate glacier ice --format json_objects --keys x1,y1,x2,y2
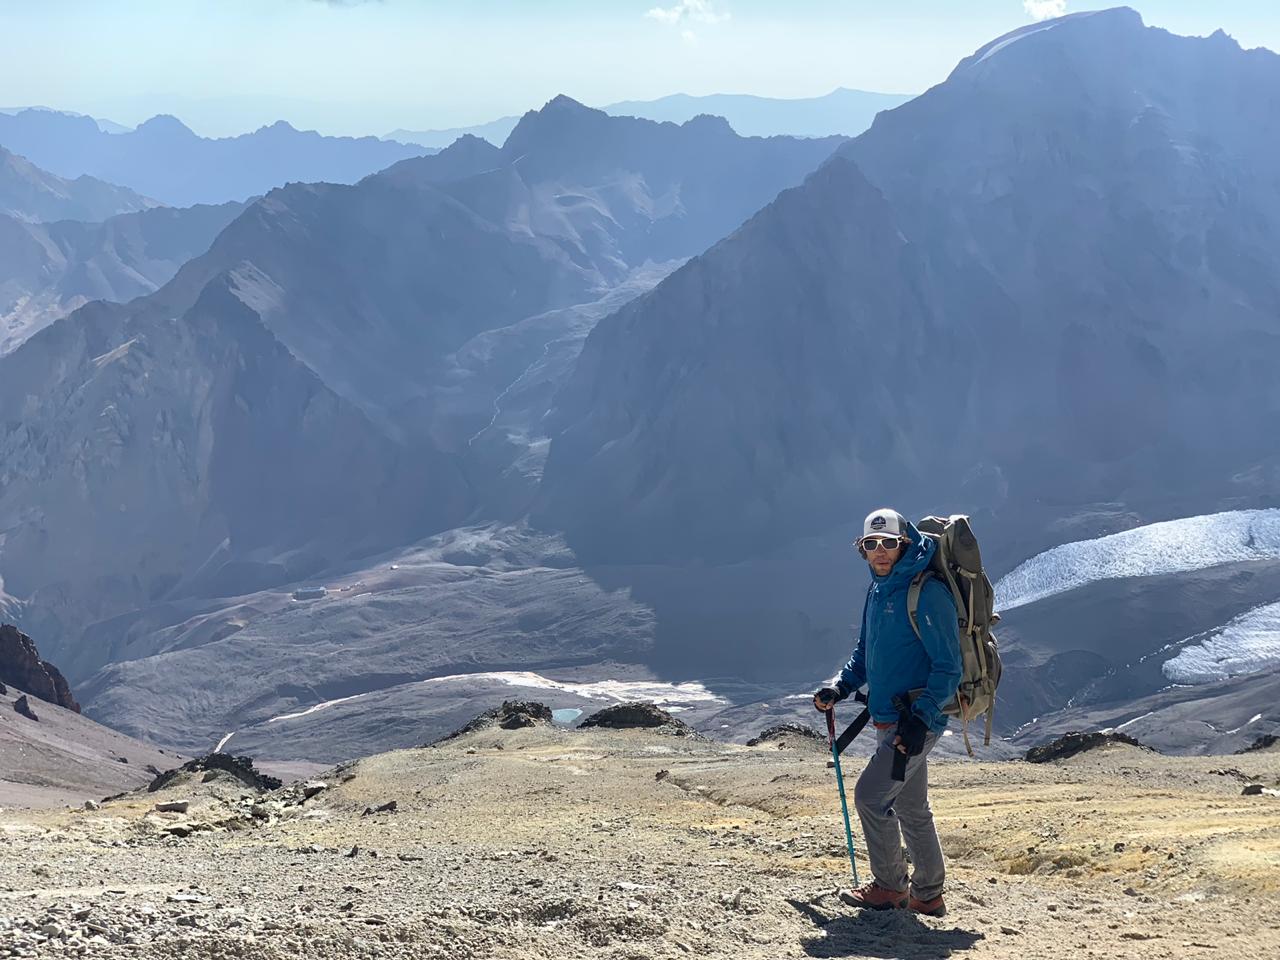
[
  {"x1": 1162, "y1": 600, "x2": 1280, "y2": 684},
  {"x1": 994, "y1": 509, "x2": 1280, "y2": 610}
]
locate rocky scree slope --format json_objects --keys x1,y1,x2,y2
[{"x1": 0, "y1": 720, "x2": 1277, "y2": 958}]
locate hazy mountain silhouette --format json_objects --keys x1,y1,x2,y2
[
  {"x1": 387, "y1": 88, "x2": 911, "y2": 147},
  {"x1": 604, "y1": 88, "x2": 914, "y2": 137},
  {"x1": 1, "y1": 200, "x2": 246, "y2": 355},
  {"x1": 0, "y1": 109, "x2": 433, "y2": 206},
  {"x1": 0, "y1": 144, "x2": 156, "y2": 223}
]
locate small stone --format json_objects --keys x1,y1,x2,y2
[
  {"x1": 302, "y1": 781, "x2": 328, "y2": 800},
  {"x1": 82, "y1": 801, "x2": 100, "y2": 812},
  {"x1": 1113, "y1": 842, "x2": 1125, "y2": 852},
  {"x1": 1000, "y1": 926, "x2": 1022, "y2": 936},
  {"x1": 39, "y1": 923, "x2": 63, "y2": 938},
  {"x1": 1242, "y1": 784, "x2": 1264, "y2": 796},
  {"x1": 345, "y1": 845, "x2": 360, "y2": 858},
  {"x1": 155, "y1": 800, "x2": 190, "y2": 814}
]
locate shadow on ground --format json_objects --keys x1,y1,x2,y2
[{"x1": 787, "y1": 899, "x2": 984, "y2": 958}]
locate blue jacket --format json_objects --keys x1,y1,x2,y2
[{"x1": 835, "y1": 520, "x2": 963, "y2": 732}]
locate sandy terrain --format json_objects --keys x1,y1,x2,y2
[{"x1": 1, "y1": 721, "x2": 1278, "y2": 958}]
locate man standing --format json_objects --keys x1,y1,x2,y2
[{"x1": 814, "y1": 508, "x2": 962, "y2": 917}]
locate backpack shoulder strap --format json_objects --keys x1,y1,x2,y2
[{"x1": 906, "y1": 570, "x2": 932, "y2": 641}]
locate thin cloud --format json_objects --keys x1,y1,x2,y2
[
  {"x1": 1023, "y1": 0, "x2": 1067, "y2": 20},
  {"x1": 645, "y1": 1, "x2": 730, "y2": 27}
]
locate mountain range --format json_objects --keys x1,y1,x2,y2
[
  {"x1": 2, "y1": 8, "x2": 1278, "y2": 763},
  {"x1": 1, "y1": 198, "x2": 246, "y2": 355},
  {"x1": 0, "y1": 98, "x2": 842, "y2": 699},
  {"x1": 1, "y1": 143, "x2": 156, "y2": 223},
  {"x1": 0, "y1": 109, "x2": 433, "y2": 206},
  {"x1": 387, "y1": 87, "x2": 914, "y2": 147},
  {"x1": 534, "y1": 7, "x2": 1280, "y2": 740}
]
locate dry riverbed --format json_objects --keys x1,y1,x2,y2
[{"x1": 1, "y1": 723, "x2": 1278, "y2": 959}]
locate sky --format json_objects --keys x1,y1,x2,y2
[{"x1": 4, "y1": 0, "x2": 1280, "y2": 138}]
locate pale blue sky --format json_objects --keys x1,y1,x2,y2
[{"x1": 4, "y1": 1, "x2": 1280, "y2": 137}]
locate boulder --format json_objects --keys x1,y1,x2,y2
[
  {"x1": 13, "y1": 694, "x2": 38, "y2": 721},
  {"x1": 433, "y1": 700, "x2": 555, "y2": 743},
  {"x1": 147, "y1": 753, "x2": 282, "y2": 793},
  {"x1": 1024, "y1": 731, "x2": 1151, "y2": 764},
  {"x1": 579, "y1": 701, "x2": 703, "y2": 738},
  {"x1": 747, "y1": 723, "x2": 825, "y2": 747}
]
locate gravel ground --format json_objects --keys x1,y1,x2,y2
[{"x1": 2, "y1": 723, "x2": 1278, "y2": 959}]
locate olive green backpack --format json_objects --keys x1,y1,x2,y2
[{"x1": 906, "y1": 515, "x2": 1003, "y2": 755}]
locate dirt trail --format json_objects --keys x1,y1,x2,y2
[{"x1": 1, "y1": 728, "x2": 1277, "y2": 958}]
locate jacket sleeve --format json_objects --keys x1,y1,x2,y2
[
  {"x1": 911, "y1": 580, "x2": 962, "y2": 729},
  {"x1": 834, "y1": 589, "x2": 870, "y2": 697}
]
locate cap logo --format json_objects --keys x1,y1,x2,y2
[{"x1": 870, "y1": 516, "x2": 887, "y2": 530}]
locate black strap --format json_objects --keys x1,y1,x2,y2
[
  {"x1": 834, "y1": 709, "x2": 871, "y2": 755},
  {"x1": 889, "y1": 692, "x2": 913, "y2": 782},
  {"x1": 832, "y1": 690, "x2": 871, "y2": 756}
]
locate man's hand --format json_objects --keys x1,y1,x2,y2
[
  {"x1": 812, "y1": 687, "x2": 841, "y2": 712},
  {"x1": 894, "y1": 711, "x2": 929, "y2": 756}
]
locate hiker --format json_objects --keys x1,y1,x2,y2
[{"x1": 814, "y1": 508, "x2": 962, "y2": 917}]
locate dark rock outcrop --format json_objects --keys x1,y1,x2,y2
[
  {"x1": 0, "y1": 623, "x2": 80, "y2": 712},
  {"x1": 1025, "y1": 731, "x2": 1150, "y2": 764},
  {"x1": 579, "y1": 701, "x2": 702, "y2": 738},
  {"x1": 13, "y1": 694, "x2": 38, "y2": 721},
  {"x1": 433, "y1": 700, "x2": 555, "y2": 744},
  {"x1": 147, "y1": 753, "x2": 282, "y2": 793},
  {"x1": 1236, "y1": 734, "x2": 1279, "y2": 754},
  {"x1": 747, "y1": 723, "x2": 825, "y2": 747}
]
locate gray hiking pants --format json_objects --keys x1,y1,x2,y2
[{"x1": 853, "y1": 726, "x2": 944, "y2": 900}]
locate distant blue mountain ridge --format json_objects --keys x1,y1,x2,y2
[{"x1": 385, "y1": 87, "x2": 915, "y2": 147}]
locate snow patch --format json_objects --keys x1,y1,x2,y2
[
  {"x1": 418, "y1": 670, "x2": 730, "y2": 706},
  {"x1": 1162, "y1": 600, "x2": 1280, "y2": 685},
  {"x1": 995, "y1": 509, "x2": 1280, "y2": 610}
]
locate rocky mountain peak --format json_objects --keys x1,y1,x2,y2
[
  {"x1": 0, "y1": 623, "x2": 80, "y2": 712},
  {"x1": 134, "y1": 114, "x2": 197, "y2": 138}
]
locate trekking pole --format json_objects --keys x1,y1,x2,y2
[{"x1": 825, "y1": 708, "x2": 860, "y2": 885}]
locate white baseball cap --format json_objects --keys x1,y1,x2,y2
[{"x1": 860, "y1": 508, "x2": 907, "y2": 541}]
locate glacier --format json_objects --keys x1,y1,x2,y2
[
  {"x1": 1162, "y1": 601, "x2": 1280, "y2": 684},
  {"x1": 994, "y1": 509, "x2": 1280, "y2": 610}
]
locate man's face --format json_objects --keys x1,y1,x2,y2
[{"x1": 861, "y1": 535, "x2": 907, "y2": 577}]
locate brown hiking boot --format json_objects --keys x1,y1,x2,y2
[
  {"x1": 839, "y1": 882, "x2": 908, "y2": 911},
  {"x1": 909, "y1": 893, "x2": 946, "y2": 917}
]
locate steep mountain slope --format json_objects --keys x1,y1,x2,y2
[
  {"x1": 529, "y1": 9, "x2": 1280, "y2": 727},
  {"x1": 0, "y1": 98, "x2": 841, "y2": 695},
  {"x1": 0, "y1": 109, "x2": 432, "y2": 206},
  {"x1": 0, "y1": 678, "x2": 180, "y2": 807},
  {"x1": 0, "y1": 274, "x2": 469, "y2": 673},
  {"x1": 0, "y1": 144, "x2": 156, "y2": 222},
  {"x1": 0, "y1": 199, "x2": 246, "y2": 355},
  {"x1": 543, "y1": 9, "x2": 1280, "y2": 567}
]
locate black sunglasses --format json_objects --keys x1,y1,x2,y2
[{"x1": 859, "y1": 536, "x2": 905, "y2": 553}]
